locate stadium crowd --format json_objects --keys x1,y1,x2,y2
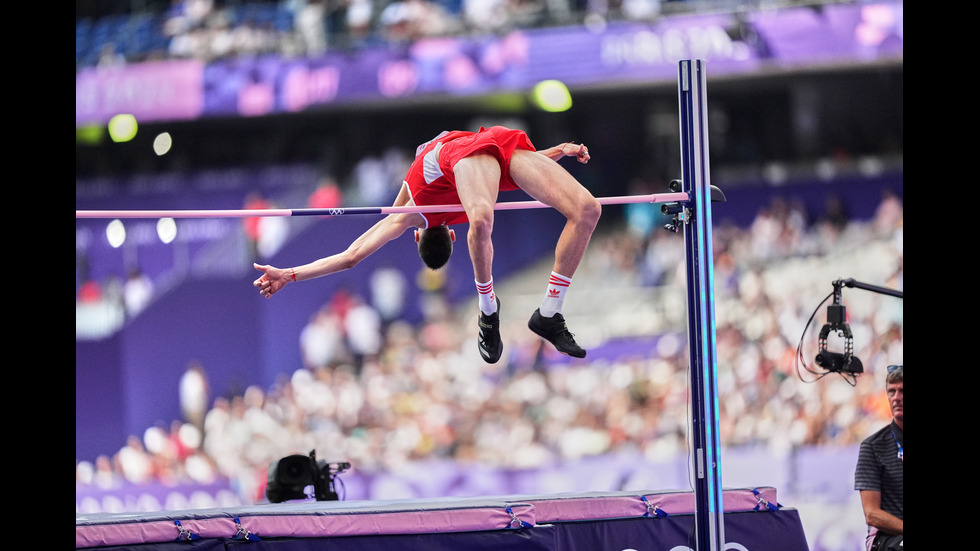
[
  {"x1": 77, "y1": 0, "x2": 803, "y2": 68},
  {"x1": 75, "y1": 185, "x2": 903, "y2": 506}
]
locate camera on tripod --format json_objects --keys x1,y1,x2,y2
[{"x1": 266, "y1": 449, "x2": 351, "y2": 503}]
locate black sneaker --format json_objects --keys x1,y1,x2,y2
[
  {"x1": 478, "y1": 297, "x2": 503, "y2": 364},
  {"x1": 528, "y1": 309, "x2": 586, "y2": 358}
]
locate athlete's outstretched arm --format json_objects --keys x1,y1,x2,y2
[
  {"x1": 253, "y1": 185, "x2": 423, "y2": 298},
  {"x1": 538, "y1": 142, "x2": 590, "y2": 164}
]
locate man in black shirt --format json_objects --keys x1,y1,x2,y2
[{"x1": 854, "y1": 364, "x2": 903, "y2": 550}]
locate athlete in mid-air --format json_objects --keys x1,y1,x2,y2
[{"x1": 253, "y1": 125, "x2": 600, "y2": 363}]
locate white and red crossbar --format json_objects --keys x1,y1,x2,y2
[{"x1": 75, "y1": 192, "x2": 689, "y2": 219}]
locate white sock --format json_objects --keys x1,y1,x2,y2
[
  {"x1": 539, "y1": 272, "x2": 571, "y2": 318},
  {"x1": 476, "y1": 278, "x2": 496, "y2": 315}
]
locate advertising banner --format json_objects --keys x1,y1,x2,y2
[
  {"x1": 75, "y1": 2, "x2": 902, "y2": 125},
  {"x1": 76, "y1": 60, "x2": 205, "y2": 125}
]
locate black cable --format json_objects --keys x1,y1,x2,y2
[
  {"x1": 795, "y1": 291, "x2": 833, "y2": 382},
  {"x1": 795, "y1": 290, "x2": 859, "y2": 386}
]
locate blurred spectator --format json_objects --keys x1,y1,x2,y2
[
  {"x1": 324, "y1": 0, "x2": 351, "y2": 48},
  {"x1": 730, "y1": 8, "x2": 771, "y2": 58},
  {"x1": 97, "y1": 42, "x2": 127, "y2": 67},
  {"x1": 345, "y1": 0, "x2": 375, "y2": 47},
  {"x1": 380, "y1": 0, "x2": 461, "y2": 42},
  {"x1": 76, "y1": 459, "x2": 94, "y2": 486},
  {"x1": 370, "y1": 265, "x2": 409, "y2": 325},
  {"x1": 506, "y1": 0, "x2": 547, "y2": 28},
  {"x1": 184, "y1": 448, "x2": 219, "y2": 484},
  {"x1": 873, "y1": 189, "x2": 902, "y2": 237},
  {"x1": 308, "y1": 176, "x2": 343, "y2": 208},
  {"x1": 243, "y1": 191, "x2": 271, "y2": 261},
  {"x1": 463, "y1": 0, "x2": 511, "y2": 34},
  {"x1": 300, "y1": 303, "x2": 347, "y2": 369},
  {"x1": 123, "y1": 266, "x2": 155, "y2": 318},
  {"x1": 623, "y1": 177, "x2": 661, "y2": 238},
  {"x1": 180, "y1": 361, "x2": 211, "y2": 433},
  {"x1": 344, "y1": 294, "x2": 383, "y2": 370},
  {"x1": 77, "y1": 268, "x2": 127, "y2": 338},
  {"x1": 243, "y1": 190, "x2": 292, "y2": 262},
  {"x1": 162, "y1": 0, "x2": 286, "y2": 61},
  {"x1": 640, "y1": 228, "x2": 684, "y2": 287},
  {"x1": 202, "y1": 396, "x2": 232, "y2": 464},
  {"x1": 822, "y1": 195, "x2": 850, "y2": 232},
  {"x1": 378, "y1": 2, "x2": 412, "y2": 42},
  {"x1": 257, "y1": 204, "x2": 290, "y2": 258},
  {"x1": 350, "y1": 151, "x2": 398, "y2": 207},
  {"x1": 289, "y1": 0, "x2": 328, "y2": 55},
  {"x1": 167, "y1": 0, "x2": 215, "y2": 31},
  {"x1": 93, "y1": 455, "x2": 122, "y2": 489},
  {"x1": 747, "y1": 201, "x2": 780, "y2": 261},
  {"x1": 202, "y1": 8, "x2": 237, "y2": 60},
  {"x1": 163, "y1": 0, "x2": 216, "y2": 58},
  {"x1": 102, "y1": 274, "x2": 126, "y2": 313},
  {"x1": 116, "y1": 435, "x2": 154, "y2": 485},
  {"x1": 620, "y1": 0, "x2": 659, "y2": 20},
  {"x1": 78, "y1": 277, "x2": 103, "y2": 303}
]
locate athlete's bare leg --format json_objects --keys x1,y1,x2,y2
[
  {"x1": 508, "y1": 149, "x2": 601, "y2": 277},
  {"x1": 453, "y1": 154, "x2": 502, "y2": 283}
]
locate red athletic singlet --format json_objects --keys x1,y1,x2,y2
[{"x1": 403, "y1": 126, "x2": 536, "y2": 227}]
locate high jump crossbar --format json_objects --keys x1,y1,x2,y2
[{"x1": 75, "y1": 192, "x2": 690, "y2": 219}]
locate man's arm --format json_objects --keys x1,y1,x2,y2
[
  {"x1": 538, "y1": 142, "x2": 590, "y2": 164},
  {"x1": 253, "y1": 184, "x2": 424, "y2": 298},
  {"x1": 859, "y1": 490, "x2": 904, "y2": 535}
]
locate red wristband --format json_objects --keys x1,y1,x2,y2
[{"x1": 290, "y1": 268, "x2": 297, "y2": 282}]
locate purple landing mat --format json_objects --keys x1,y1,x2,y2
[
  {"x1": 76, "y1": 487, "x2": 795, "y2": 549},
  {"x1": 78, "y1": 512, "x2": 811, "y2": 551}
]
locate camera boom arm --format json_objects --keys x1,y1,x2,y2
[
  {"x1": 814, "y1": 278, "x2": 903, "y2": 374},
  {"x1": 839, "y1": 277, "x2": 904, "y2": 299}
]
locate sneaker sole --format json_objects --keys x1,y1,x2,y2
[{"x1": 528, "y1": 312, "x2": 586, "y2": 358}]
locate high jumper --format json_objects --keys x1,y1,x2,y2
[{"x1": 253, "y1": 125, "x2": 599, "y2": 364}]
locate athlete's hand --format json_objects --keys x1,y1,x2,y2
[
  {"x1": 560, "y1": 142, "x2": 590, "y2": 164},
  {"x1": 253, "y1": 263, "x2": 290, "y2": 298}
]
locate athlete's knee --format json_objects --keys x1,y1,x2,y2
[
  {"x1": 467, "y1": 206, "x2": 495, "y2": 237},
  {"x1": 576, "y1": 195, "x2": 601, "y2": 229}
]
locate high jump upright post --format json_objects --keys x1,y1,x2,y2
[{"x1": 677, "y1": 59, "x2": 724, "y2": 550}]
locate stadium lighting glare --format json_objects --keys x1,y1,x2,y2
[
  {"x1": 106, "y1": 219, "x2": 126, "y2": 248},
  {"x1": 108, "y1": 114, "x2": 138, "y2": 143},
  {"x1": 154, "y1": 132, "x2": 173, "y2": 156},
  {"x1": 532, "y1": 80, "x2": 572, "y2": 112},
  {"x1": 157, "y1": 218, "x2": 177, "y2": 244},
  {"x1": 76, "y1": 125, "x2": 105, "y2": 145}
]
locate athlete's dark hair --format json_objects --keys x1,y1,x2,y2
[{"x1": 417, "y1": 226, "x2": 453, "y2": 269}]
